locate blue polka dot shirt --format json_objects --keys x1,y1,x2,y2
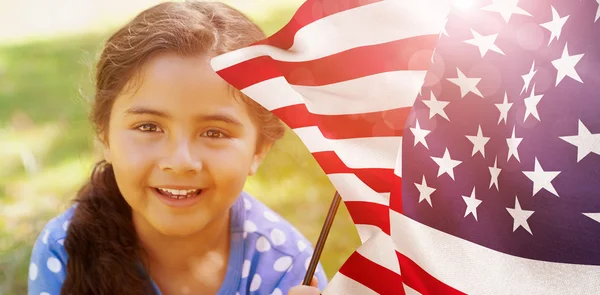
[{"x1": 28, "y1": 192, "x2": 328, "y2": 294}]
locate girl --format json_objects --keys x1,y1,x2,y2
[{"x1": 27, "y1": 1, "x2": 328, "y2": 294}]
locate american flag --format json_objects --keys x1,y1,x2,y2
[{"x1": 211, "y1": 0, "x2": 600, "y2": 294}]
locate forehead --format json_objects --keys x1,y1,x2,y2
[{"x1": 113, "y1": 52, "x2": 248, "y2": 116}]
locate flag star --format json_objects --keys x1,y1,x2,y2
[
  {"x1": 523, "y1": 85, "x2": 544, "y2": 122},
  {"x1": 521, "y1": 61, "x2": 537, "y2": 95},
  {"x1": 481, "y1": 0, "x2": 532, "y2": 23},
  {"x1": 495, "y1": 92, "x2": 513, "y2": 125},
  {"x1": 415, "y1": 175, "x2": 436, "y2": 207},
  {"x1": 506, "y1": 126, "x2": 523, "y2": 163},
  {"x1": 410, "y1": 119, "x2": 431, "y2": 149},
  {"x1": 506, "y1": 196, "x2": 534, "y2": 235},
  {"x1": 579, "y1": 0, "x2": 600, "y2": 21},
  {"x1": 422, "y1": 91, "x2": 450, "y2": 121},
  {"x1": 440, "y1": 17, "x2": 449, "y2": 38},
  {"x1": 463, "y1": 29, "x2": 505, "y2": 58},
  {"x1": 447, "y1": 68, "x2": 483, "y2": 98},
  {"x1": 540, "y1": 6, "x2": 569, "y2": 46},
  {"x1": 551, "y1": 43, "x2": 584, "y2": 86},
  {"x1": 431, "y1": 148, "x2": 462, "y2": 180},
  {"x1": 489, "y1": 156, "x2": 501, "y2": 191},
  {"x1": 523, "y1": 157, "x2": 561, "y2": 198},
  {"x1": 466, "y1": 125, "x2": 490, "y2": 157},
  {"x1": 583, "y1": 213, "x2": 600, "y2": 224},
  {"x1": 462, "y1": 187, "x2": 482, "y2": 221},
  {"x1": 559, "y1": 120, "x2": 600, "y2": 162}
]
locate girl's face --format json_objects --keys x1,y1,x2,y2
[{"x1": 103, "y1": 53, "x2": 267, "y2": 237}]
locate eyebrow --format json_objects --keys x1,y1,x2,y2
[{"x1": 125, "y1": 106, "x2": 243, "y2": 126}]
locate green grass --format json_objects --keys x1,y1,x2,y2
[{"x1": 0, "y1": 3, "x2": 360, "y2": 295}]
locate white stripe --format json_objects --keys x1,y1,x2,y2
[
  {"x1": 328, "y1": 174, "x2": 390, "y2": 206},
  {"x1": 322, "y1": 273, "x2": 379, "y2": 295},
  {"x1": 211, "y1": 0, "x2": 451, "y2": 70},
  {"x1": 390, "y1": 210, "x2": 600, "y2": 295},
  {"x1": 293, "y1": 71, "x2": 426, "y2": 115},
  {"x1": 355, "y1": 224, "x2": 384, "y2": 245},
  {"x1": 403, "y1": 284, "x2": 422, "y2": 295},
  {"x1": 355, "y1": 230, "x2": 401, "y2": 275},
  {"x1": 394, "y1": 141, "x2": 403, "y2": 177},
  {"x1": 240, "y1": 71, "x2": 425, "y2": 115},
  {"x1": 294, "y1": 126, "x2": 402, "y2": 169}
]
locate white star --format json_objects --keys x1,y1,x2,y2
[
  {"x1": 462, "y1": 187, "x2": 482, "y2": 221},
  {"x1": 506, "y1": 196, "x2": 534, "y2": 235},
  {"x1": 481, "y1": 0, "x2": 532, "y2": 23},
  {"x1": 440, "y1": 17, "x2": 449, "y2": 38},
  {"x1": 415, "y1": 175, "x2": 436, "y2": 207},
  {"x1": 495, "y1": 92, "x2": 513, "y2": 125},
  {"x1": 410, "y1": 119, "x2": 431, "y2": 149},
  {"x1": 431, "y1": 148, "x2": 462, "y2": 180},
  {"x1": 596, "y1": 0, "x2": 600, "y2": 23},
  {"x1": 422, "y1": 91, "x2": 450, "y2": 121},
  {"x1": 523, "y1": 84, "x2": 544, "y2": 122},
  {"x1": 551, "y1": 43, "x2": 584, "y2": 86},
  {"x1": 466, "y1": 125, "x2": 490, "y2": 158},
  {"x1": 559, "y1": 120, "x2": 600, "y2": 162},
  {"x1": 463, "y1": 29, "x2": 505, "y2": 58},
  {"x1": 540, "y1": 6, "x2": 569, "y2": 46},
  {"x1": 523, "y1": 157, "x2": 561, "y2": 198},
  {"x1": 447, "y1": 68, "x2": 483, "y2": 98},
  {"x1": 506, "y1": 126, "x2": 523, "y2": 163},
  {"x1": 489, "y1": 156, "x2": 501, "y2": 191},
  {"x1": 521, "y1": 61, "x2": 537, "y2": 95},
  {"x1": 583, "y1": 213, "x2": 600, "y2": 224}
]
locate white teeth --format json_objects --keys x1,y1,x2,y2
[{"x1": 157, "y1": 188, "x2": 200, "y2": 199}]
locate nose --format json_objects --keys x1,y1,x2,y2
[{"x1": 159, "y1": 139, "x2": 202, "y2": 174}]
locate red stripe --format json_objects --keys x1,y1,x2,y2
[
  {"x1": 312, "y1": 151, "x2": 395, "y2": 193},
  {"x1": 218, "y1": 35, "x2": 437, "y2": 89},
  {"x1": 345, "y1": 201, "x2": 390, "y2": 235},
  {"x1": 396, "y1": 252, "x2": 465, "y2": 295},
  {"x1": 254, "y1": 0, "x2": 384, "y2": 49},
  {"x1": 389, "y1": 173, "x2": 404, "y2": 214},
  {"x1": 338, "y1": 251, "x2": 405, "y2": 295},
  {"x1": 273, "y1": 104, "x2": 410, "y2": 139}
]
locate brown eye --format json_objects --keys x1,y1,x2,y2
[
  {"x1": 203, "y1": 129, "x2": 225, "y2": 138},
  {"x1": 137, "y1": 123, "x2": 161, "y2": 132}
]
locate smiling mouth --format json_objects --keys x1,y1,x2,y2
[{"x1": 154, "y1": 188, "x2": 202, "y2": 199}]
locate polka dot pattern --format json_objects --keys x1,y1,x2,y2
[
  {"x1": 263, "y1": 211, "x2": 280, "y2": 222},
  {"x1": 270, "y1": 229, "x2": 287, "y2": 246},
  {"x1": 42, "y1": 230, "x2": 50, "y2": 244},
  {"x1": 244, "y1": 220, "x2": 257, "y2": 233},
  {"x1": 242, "y1": 260, "x2": 251, "y2": 278},
  {"x1": 273, "y1": 256, "x2": 293, "y2": 272},
  {"x1": 28, "y1": 196, "x2": 330, "y2": 295},
  {"x1": 250, "y1": 274, "x2": 262, "y2": 291},
  {"x1": 29, "y1": 263, "x2": 38, "y2": 281},
  {"x1": 47, "y1": 257, "x2": 61, "y2": 273},
  {"x1": 256, "y1": 236, "x2": 271, "y2": 252},
  {"x1": 297, "y1": 240, "x2": 307, "y2": 252}
]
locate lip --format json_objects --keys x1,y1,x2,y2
[{"x1": 151, "y1": 187, "x2": 205, "y2": 208}]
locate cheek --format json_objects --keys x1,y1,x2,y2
[
  {"x1": 206, "y1": 141, "x2": 255, "y2": 186},
  {"x1": 109, "y1": 130, "x2": 156, "y2": 186}
]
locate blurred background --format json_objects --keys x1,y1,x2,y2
[{"x1": 0, "y1": 0, "x2": 361, "y2": 294}]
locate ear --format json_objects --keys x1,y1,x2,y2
[{"x1": 248, "y1": 142, "x2": 273, "y2": 176}]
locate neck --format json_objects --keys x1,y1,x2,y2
[{"x1": 133, "y1": 210, "x2": 231, "y2": 273}]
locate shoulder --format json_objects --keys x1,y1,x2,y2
[
  {"x1": 28, "y1": 205, "x2": 76, "y2": 287},
  {"x1": 235, "y1": 192, "x2": 328, "y2": 294},
  {"x1": 240, "y1": 192, "x2": 311, "y2": 258},
  {"x1": 35, "y1": 205, "x2": 76, "y2": 246}
]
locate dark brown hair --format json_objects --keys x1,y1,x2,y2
[{"x1": 61, "y1": 2, "x2": 285, "y2": 294}]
